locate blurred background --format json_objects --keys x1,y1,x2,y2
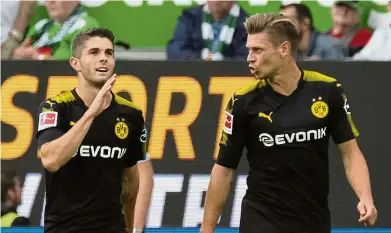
[
  {"x1": 1, "y1": 0, "x2": 391, "y2": 232},
  {"x1": 2, "y1": 0, "x2": 391, "y2": 61}
]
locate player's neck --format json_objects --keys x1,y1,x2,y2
[
  {"x1": 269, "y1": 63, "x2": 302, "y2": 96},
  {"x1": 3, "y1": 200, "x2": 14, "y2": 209},
  {"x1": 76, "y1": 82, "x2": 110, "y2": 107}
]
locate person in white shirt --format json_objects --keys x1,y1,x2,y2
[
  {"x1": 353, "y1": 1, "x2": 391, "y2": 61},
  {"x1": 1, "y1": 1, "x2": 36, "y2": 59}
]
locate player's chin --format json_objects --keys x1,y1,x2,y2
[
  {"x1": 93, "y1": 73, "x2": 112, "y2": 87},
  {"x1": 254, "y1": 72, "x2": 265, "y2": 80},
  {"x1": 250, "y1": 69, "x2": 260, "y2": 79}
]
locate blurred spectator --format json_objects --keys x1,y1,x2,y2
[
  {"x1": 328, "y1": 1, "x2": 372, "y2": 57},
  {"x1": 357, "y1": 1, "x2": 390, "y2": 30},
  {"x1": 1, "y1": 1, "x2": 36, "y2": 59},
  {"x1": 167, "y1": 0, "x2": 248, "y2": 61},
  {"x1": 280, "y1": 3, "x2": 345, "y2": 61},
  {"x1": 353, "y1": 1, "x2": 391, "y2": 61},
  {"x1": 13, "y1": 0, "x2": 99, "y2": 60},
  {"x1": 1, "y1": 169, "x2": 30, "y2": 227}
]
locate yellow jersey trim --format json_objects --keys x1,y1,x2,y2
[
  {"x1": 235, "y1": 79, "x2": 265, "y2": 96},
  {"x1": 50, "y1": 91, "x2": 76, "y2": 103},
  {"x1": 114, "y1": 94, "x2": 141, "y2": 111},
  {"x1": 1, "y1": 212, "x2": 18, "y2": 227},
  {"x1": 303, "y1": 70, "x2": 337, "y2": 83}
]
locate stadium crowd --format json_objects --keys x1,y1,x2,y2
[{"x1": 1, "y1": 0, "x2": 391, "y2": 61}]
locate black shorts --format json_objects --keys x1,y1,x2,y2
[
  {"x1": 239, "y1": 198, "x2": 330, "y2": 233},
  {"x1": 239, "y1": 198, "x2": 282, "y2": 233}
]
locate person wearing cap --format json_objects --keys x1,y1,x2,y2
[{"x1": 328, "y1": 1, "x2": 372, "y2": 56}]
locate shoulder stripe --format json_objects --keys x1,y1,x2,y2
[
  {"x1": 114, "y1": 94, "x2": 141, "y2": 111},
  {"x1": 50, "y1": 91, "x2": 76, "y2": 103},
  {"x1": 303, "y1": 70, "x2": 337, "y2": 83},
  {"x1": 235, "y1": 80, "x2": 265, "y2": 96}
]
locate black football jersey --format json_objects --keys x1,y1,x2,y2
[
  {"x1": 36, "y1": 89, "x2": 146, "y2": 233},
  {"x1": 216, "y1": 70, "x2": 359, "y2": 233}
]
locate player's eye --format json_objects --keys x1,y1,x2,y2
[
  {"x1": 89, "y1": 50, "x2": 99, "y2": 55},
  {"x1": 106, "y1": 51, "x2": 114, "y2": 56}
]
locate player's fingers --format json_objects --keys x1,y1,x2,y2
[
  {"x1": 358, "y1": 208, "x2": 372, "y2": 223},
  {"x1": 102, "y1": 85, "x2": 112, "y2": 97},
  {"x1": 357, "y1": 203, "x2": 367, "y2": 216},
  {"x1": 359, "y1": 213, "x2": 371, "y2": 222},
  {"x1": 368, "y1": 208, "x2": 378, "y2": 225},
  {"x1": 370, "y1": 216, "x2": 377, "y2": 225},
  {"x1": 99, "y1": 80, "x2": 114, "y2": 96},
  {"x1": 100, "y1": 74, "x2": 117, "y2": 90},
  {"x1": 98, "y1": 78, "x2": 116, "y2": 99}
]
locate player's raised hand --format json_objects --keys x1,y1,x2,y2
[
  {"x1": 87, "y1": 74, "x2": 116, "y2": 118},
  {"x1": 357, "y1": 200, "x2": 378, "y2": 226}
]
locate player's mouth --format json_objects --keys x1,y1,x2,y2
[
  {"x1": 249, "y1": 66, "x2": 256, "y2": 74},
  {"x1": 96, "y1": 67, "x2": 109, "y2": 74}
]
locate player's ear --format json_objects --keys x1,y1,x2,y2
[
  {"x1": 279, "y1": 41, "x2": 290, "y2": 58},
  {"x1": 70, "y1": 56, "x2": 81, "y2": 72}
]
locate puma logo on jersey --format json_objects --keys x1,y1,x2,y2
[
  {"x1": 231, "y1": 96, "x2": 238, "y2": 105},
  {"x1": 259, "y1": 111, "x2": 273, "y2": 123},
  {"x1": 46, "y1": 100, "x2": 56, "y2": 108}
]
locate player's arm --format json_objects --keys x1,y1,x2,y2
[
  {"x1": 338, "y1": 139, "x2": 377, "y2": 225},
  {"x1": 201, "y1": 95, "x2": 245, "y2": 233},
  {"x1": 122, "y1": 165, "x2": 139, "y2": 232},
  {"x1": 122, "y1": 111, "x2": 149, "y2": 232},
  {"x1": 134, "y1": 156, "x2": 154, "y2": 232},
  {"x1": 38, "y1": 76, "x2": 116, "y2": 172},
  {"x1": 329, "y1": 82, "x2": 377, "y2": 226}
]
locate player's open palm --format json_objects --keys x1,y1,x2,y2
[
  {"x1": 357, "y1": 200, "x2": 378, "y2": 226},
  {"x1": 87, "y1": 74, "x2": 116, "y2": 117}
]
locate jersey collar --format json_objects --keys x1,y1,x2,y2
[
  {"x1": 71, "y1": 88, "x2": 116, "y2": 110},
  {"x1": 264, "y1": 68, "x2": 304, "y2": 99}
]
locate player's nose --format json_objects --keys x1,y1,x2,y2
[
  {"x1": 247, "y1": 52, "x2": 255, "y2": 62},
  {"x1": 95, "y1": 50, "x2": 107, "y2": 62},
  {"x1": 99, "y1": 54, "x2": 108, "y2": 63}
]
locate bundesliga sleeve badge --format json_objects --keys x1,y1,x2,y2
[
  {"x1": 223, "y1": 111, "x2": 233, "y2": 135},
  {"x1": 38, "y1": 112, "x2": 58, "y2": 132}
]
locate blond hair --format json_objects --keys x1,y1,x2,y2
[{"x1": 244, "y1": 13, "x2": 299, "y2": 55}]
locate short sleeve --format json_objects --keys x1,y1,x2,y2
[
  {"x1": 123, "y1": 110, "x2": 147, "y2": 168},
  {"x1": 216, "y1": 94, "x2": 246, "y2": 169},
  {"x1": 329, "y1": 82, "x2": 360, "y2": 144},
  {"x1": 137, "y1": 152, "x2": 151, "y2": 164},
  {"x1": 11, "y1": 217, "x2": 31, "y2": 226},
  {"x1": 36, "y1": 99, "x2": 67, "y2": 149}
]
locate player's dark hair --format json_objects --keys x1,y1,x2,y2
[
  {"x1": 244, "y1": 13, "x2": 299, "y2": 56},
  {"x1": 72, "y1": 28, "x2": 115, "y2": 58},
  {"x1": 280, "y1": 4, "x2": 314, "y2": 30},
  {"x1": 1, "y1": 169, "x2": 18, "y2": 203}
]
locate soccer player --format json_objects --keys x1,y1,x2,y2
[
  {"x1": 201, "y1": 13, "x2": 377, "y2": 233},
  {"x1": 36, "y1": 28, "x2": 146, "y2": 233}
]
